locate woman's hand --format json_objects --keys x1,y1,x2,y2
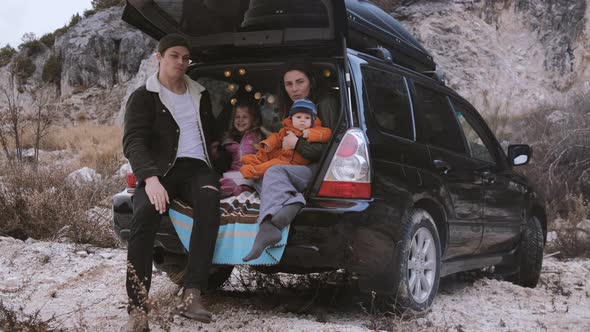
[
  {"x1": 282, "y1": 131, "x2": 298, "y2": 150},
  {"x1": 145, "y1": 176, "x2": 169, "y2": 214}
]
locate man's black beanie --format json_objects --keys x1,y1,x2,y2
[{"x1": 158, "y1": 33, "x2": 190, "y2": 54}]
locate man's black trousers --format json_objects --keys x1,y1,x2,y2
[{"x1": 126, "y1": 158, "x2": 220, "y2": 311}]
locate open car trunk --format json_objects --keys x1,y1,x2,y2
[
  {"x1": 122, "y1": 0, "x2": 435, "y2": 71},
  {"x1": 186, "y1": 60, "x2": 342, "y2": 139},
  {"x1": 123, "y1": 0, "x2": 346, "y2": 61}
]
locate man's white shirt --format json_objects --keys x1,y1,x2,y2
[{"x1": 161, "y1": 85, "x2": 206, "y2": 161}]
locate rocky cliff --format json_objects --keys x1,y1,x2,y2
[
  {"x1": 1, "y1": 1, "x2": 588, "y2": 127},
  {"x1": 55, "y1": 7, "x2": 155, "y2": 98},
  {"x1": 0, "y1": 6, "x2": 155, "y2": 124},
  {"x1": 394, "y1": 0, "x2": 589, "y2": 121}
]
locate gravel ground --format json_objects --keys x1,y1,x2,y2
[{"x1": 1, "y1": 236, "x2": 589, "y2": 331}]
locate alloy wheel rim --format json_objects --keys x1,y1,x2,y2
[{"x1": 407, "y1": 226, "x2": 436, "y2": 303}]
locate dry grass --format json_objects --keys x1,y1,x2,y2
[
  {"x1": 41, "y1": 124, "x2": 124, "y2": 176},
  {"x1": 0, "y1": 123, "x2": 126, "y2": 247},
  {"x1": 0, "y1": 301, "x2": 60, "y2": 332},
  {"x1": 0, "y1": 164, "x2": 120, "y2": 248},
  {"x1": 506, "y1": 95, "x2": 590, "y2": 257},
  {"x1": 547, "y1": 194, "x2": 590, "y2": 257}
]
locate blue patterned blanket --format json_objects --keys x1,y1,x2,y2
[{"x1": 169, "y1": 191, "x2": 289, "y2": 265}]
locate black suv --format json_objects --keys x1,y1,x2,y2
[{"x1": 114, "y1": 0, "x2": 546, "y2": 311}]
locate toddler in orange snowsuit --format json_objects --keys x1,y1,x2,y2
[{"x1": 240, "y1": 98, "x2": 331, "y2": 179}]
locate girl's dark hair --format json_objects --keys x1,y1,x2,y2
[
  {"x1": 225, "y1": 100, "x2": 264, "y2": 142},
  {"x1": 277, "y1": 61, "x2": 320, "y2": 119}
]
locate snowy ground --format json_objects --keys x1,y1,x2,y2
[{"x1": 1, "y1": 236, "x2": 589, "y2": 331}]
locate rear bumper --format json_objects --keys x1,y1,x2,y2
[
  {"x1": 278, "y1": 198, "x2": 372, "y2": 269},
  {"x1": 112, "y1": 191, "x2": 395, "y2": 275}
]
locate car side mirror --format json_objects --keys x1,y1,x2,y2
[{"x1": 508, "y1": 144, "x2": 532, "y2": 166}]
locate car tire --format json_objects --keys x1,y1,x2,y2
[
  {"x1": 155, "y1": 256, "x2": 234, "y2": 290},
  {"x1": 388, "y1": 208, "x2": 442, "y2": 312},
  {"x1": 509, "y1": 216, "x2": 543, "y2": 288}
]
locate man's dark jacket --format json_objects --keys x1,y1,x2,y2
[{"x1": 123, "y1": 74, "x2": 219, "y2": 182}]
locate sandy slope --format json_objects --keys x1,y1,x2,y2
[{"x1": 1, "y1": 236, "x2": 588, "y2": 331}]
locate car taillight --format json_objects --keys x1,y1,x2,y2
[
  {"x1": 318, "y1": 129, "x2": 371, "y2": 199},
  {"x1": 336, "y1": 134, "x2": 359, "y2": 158},
  {"x1": 126, "y1": 172, "x2": 137, "y2": 189}
]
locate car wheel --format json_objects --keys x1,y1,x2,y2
[
  {"x1": 509, "y1": 216, "x2": 544, "y2": 287},
  {"x1": 164, "y1": 265, "x2": 234, "y2": 290},
  {"x1": 389, "y1": 208, "x2": 442, "y2": 311},
  {"x1": 154, "y1": 254, "x2": 234, "y2": 290}
]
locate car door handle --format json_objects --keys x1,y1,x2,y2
[{"x1": 433, "y1": 159, "x2": 452, "y2": 175}]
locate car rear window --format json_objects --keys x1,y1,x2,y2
[
  {"x1": 153, "y1": 0, "x2": 330, "y2": 36},
  {"x1": 361, "y1": 66, "x2": 414, "y2": 140},
  {"x1": 412, "y1": 85, "x2": 466, "y2": 154}
]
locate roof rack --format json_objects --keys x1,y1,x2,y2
[{"x1": 346, "y1": 0, "x2": 436, "y2": 73}]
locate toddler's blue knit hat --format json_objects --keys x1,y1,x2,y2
[{"x1": 289, "y1": 98, "x2": 318, "y2": 124}]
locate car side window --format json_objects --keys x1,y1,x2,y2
[
  {"x1": 453, "y1": 106, "x2": 496, "y2": 164},
  {"x1": 361, "y1": 66, "x2": 414, "y2": 140},
  {"x1": 412, "y1": 85, "x2": 466, "y2": 153}
]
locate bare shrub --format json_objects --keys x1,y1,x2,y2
[
  {"x1": 228, "y1": 266, "x2": 321, "y2": 294},
  {"x1": 27, "y1": 86, "x2": 55, "y2": 164},
  {"x1": 507, "y1": 95, "x2": 590, "y2": 257},
  {"x1": 42, "y1": 124, "x2": 124, "y2": 176},
  {"x1": 0, "y1": 164, "x2": 120, "y2": 247},
  {"x1": 0, "y1": 301, "x2": 62, "y2": 332},
  {"x1": 482, "y1": 103, "x2": 511, "y2": 143},
  {"x1": 71, "y1": 84, "x2": 89, "y2": 95},
  {"x1": 547, "y1": 194, "x2": 590, "y2": 257},
  {"x1": 0, "y1": 60, "x2": 28, "y2": 162},
  {"x1": 75, "y1": 111, "x2": 89, "y2": 123}
]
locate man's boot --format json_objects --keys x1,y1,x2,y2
[
  {"x1": 121, "y1": 309, "x2": 149, "y2": 332},
  {"x1": 177, "y1": 288, "x2": 212, "y2": 323}
]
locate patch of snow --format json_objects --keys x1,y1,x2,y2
[
  {"x1": 117, "y1": 162, "x2": 132, "y2": 177},
  {"x1": 67, "y1": 167, "x2": 102, "y2": 186},
  {"x1": 547, "y1": 231, "x2": 558, "y2": 243},
  {"x1": 575, "y1": 219, "x2": 590, "y2": 245},
  {"x1": 0, "y1": 238, "x2": 589, "y2": 331}
]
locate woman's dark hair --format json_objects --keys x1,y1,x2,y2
[
  {"x1": 225, "y1": 100, "x2": 264, "y2": 142},
  {"x1": 277, "y1": 61, "x2": 320, "y2": 119}
]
